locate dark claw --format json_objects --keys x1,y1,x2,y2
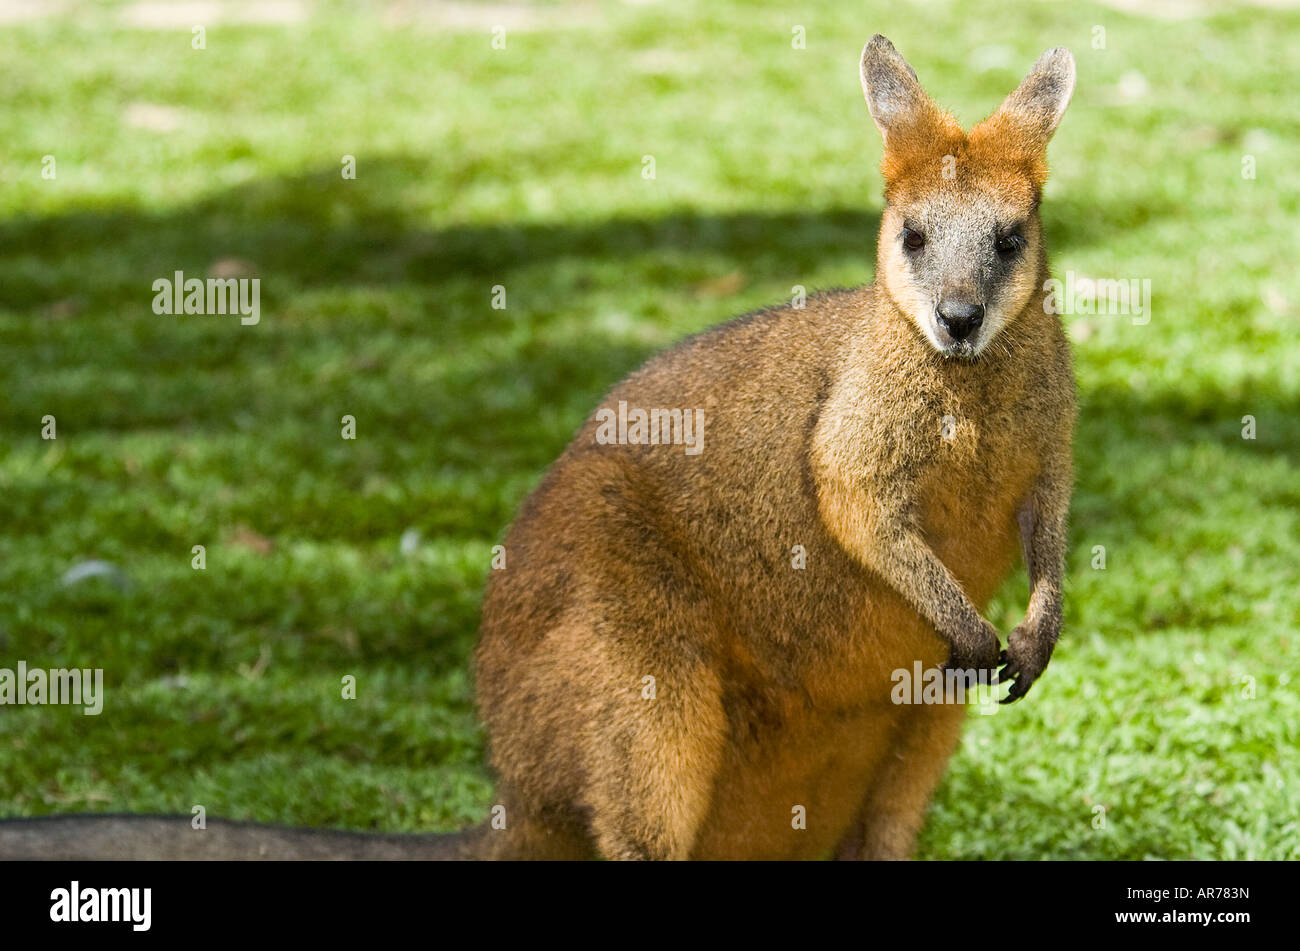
[{"x1": 1000, "y1": 678, "x2": 1034, "y2": 704}]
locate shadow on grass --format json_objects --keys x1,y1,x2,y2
[
  {"x1": 1, "y1": 155, "x2": 1214, "y2": 453},
  {"x1": 0, "y1": 158, "x2": 894, "y2": 307},
  {"x1": 2, "y1": 157, "x2": 1285, "y2": 670},
  {"x1": 0, "y1": 155, "x2": 1172, "y2": 307}
]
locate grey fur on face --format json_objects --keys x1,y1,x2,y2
[{"x1": 892, "y1": 189, "x2": 1037, "y2": 359}]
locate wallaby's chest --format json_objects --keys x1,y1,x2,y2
[
  {"x1": 693, "y1": 388, "x2": 1042, "y2": 857},
  {"x1": 913, "y1": 385, "x2": 1040, "y2": 603}
]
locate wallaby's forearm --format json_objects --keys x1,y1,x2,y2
[
  {"x1": 867, "y1": 520, "x2": 998, "y2": 659},
  {"x1": 1019, "y1": 464, "x2": 1071, "y2": 638},
  {"x1": 814, "y1": 464, "x2": 1000, "y2": 670},
  {"x1": 1000, "y1": 451, "x2": 1072, "y2": 700}
]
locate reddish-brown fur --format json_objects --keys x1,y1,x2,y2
[{"x1": 474, "y1": 37, "x2": 1077, "y2": 860}]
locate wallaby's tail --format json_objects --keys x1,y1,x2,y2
[{"x1": 0, "y1": 814, "x2": 488, "y2": 860}]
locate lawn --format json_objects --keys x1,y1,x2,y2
[{"x1": 0, "y1": 0, "x2": 1296, "y2": 859}]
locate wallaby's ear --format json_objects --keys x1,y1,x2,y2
[
  {"x1": 859, "y1": 35, "x2": 940, "y2": 146},
  {"x1": 986, "y1": 47, "x2": 1076, "y2": 149},
  {"x1": 969, "y1": 47, "x2": 1074, "y2": 189}
]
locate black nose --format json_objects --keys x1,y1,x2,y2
[{"x1": 936, "y1": 301, "x2": 985, "y2": 341}]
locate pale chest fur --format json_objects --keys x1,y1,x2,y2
[
  {"x1": 899, "y1": 354, "x2": 1043, "y2": 603},
  {"x1": 919, "y1": 403, "x2": 1039, "y2": 605}
]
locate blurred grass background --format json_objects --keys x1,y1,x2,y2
[{"x1": 0, "y1": 0, "x2": 1296, "y2": 858}]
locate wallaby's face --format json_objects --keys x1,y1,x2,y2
[
  {"x1": 860, "y1": 37, "x2": 1075, "y2": 359},
  {"x1": 878, "y1": 173, "x2": 1044, "y2": 360}
]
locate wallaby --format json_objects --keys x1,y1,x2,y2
[{"x1": 1, "y1": 36, "x2": 1076, "y2": 861}]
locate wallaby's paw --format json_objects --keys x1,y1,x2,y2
[
  {"x1": 996, "y1": 622, "x2": 1056, "y2": 703},
  {"x1": 942, "y1": 618, "x2": 1002, "y2": 676}
]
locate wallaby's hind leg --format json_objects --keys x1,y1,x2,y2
[
  {"x1": 478, "y1": 610, "x2": 727, "y2": 860},
  {"x1": 475, "y1": 806, "x2": 597, "y2": 860},
  {"x1": 835, "y1": 701, "x2": 967, "y2": 860},
  {"x1": 581, "y1": 640, "x2": 728, "y2": 860}
]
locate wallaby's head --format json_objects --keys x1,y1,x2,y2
[{"x1": 860, "y1": 35, "x2": 1074, "y2": 360}]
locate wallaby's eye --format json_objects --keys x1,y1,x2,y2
[
  {"x1": 902, "y1": 228, "x2": 925, "y2": 252},
  {"x1": 995, "y1": 233, "x2": 1024, "y2": 257}
]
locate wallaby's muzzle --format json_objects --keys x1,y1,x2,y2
[{"x1": 935, "y1": 300, "x2": 985, "y2": 343}]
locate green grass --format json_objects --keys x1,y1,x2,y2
[{"x1": 0, "y1": 0, "x2": 1296, "y2": 859}]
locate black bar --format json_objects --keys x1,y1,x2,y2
[{"x1": 0, "y1": 860, "x2": 1283, "y2": 939}]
